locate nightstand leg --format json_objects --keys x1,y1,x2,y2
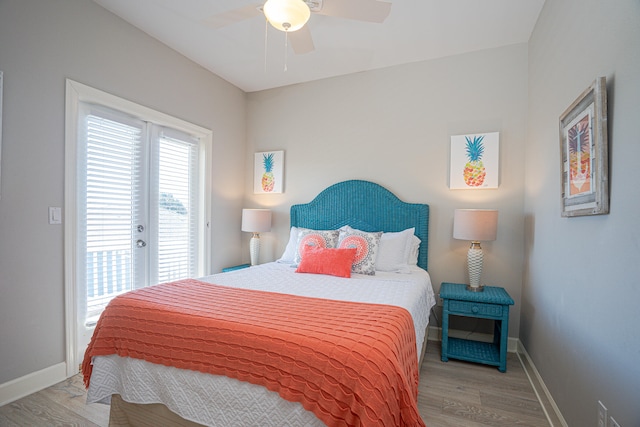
[
  {"x1": 441, "y1": 304, "x2": 449, "y2": 362},
  {"x1": 498, "y1": 313, "x2": 509, "y2": 372}
]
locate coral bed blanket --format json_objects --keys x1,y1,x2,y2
[{"x1": 82, "y1": 279, "x2": 424, "y2": 427}]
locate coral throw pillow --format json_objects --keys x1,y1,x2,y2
[{"x1": 295, "y1": 247, "x2": 357, "y2": 278}]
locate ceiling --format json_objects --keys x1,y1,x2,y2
[{"x1": 92, "y1": 0, "x2": 545, "y2": 93}]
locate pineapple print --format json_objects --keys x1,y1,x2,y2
[
  {"x1": 567, "y1": 115, "x2": 591, "y2": 194},
  {"x1": 261, "y1": 153, "x2": 275, "y2": 192},
  {"x1": 463, "y1": 135, "x2": 486, "y2": 187}
]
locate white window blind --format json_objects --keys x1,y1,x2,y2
[
  {"x1": 150, "y1": 127, "x2": 200, "y2": 285},
  {"x1": 82, "y1": 106, "x2": 143, "y2": 321}
]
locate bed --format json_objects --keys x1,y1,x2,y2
[{"x1": 83, "y1": 179, "x2": 435, "y2": 426}]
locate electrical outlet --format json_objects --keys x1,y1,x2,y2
[
  {"x1": 609, "y1": 416, "x2": 621, "y2": 427},
  {"x1": 597, "y1": 401, "x2": 607, "y2": 427}
]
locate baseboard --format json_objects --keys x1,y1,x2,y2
[
  {"x1": 0, "y1": 362, "x2": 67, "y2": 407},
  {"x1": 516, "y1": 342, "x2": 568, "y2": 427}
]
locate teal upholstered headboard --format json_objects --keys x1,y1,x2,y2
[{"x1": 290, "y1": 180, "x2": 429, "y2": 271}]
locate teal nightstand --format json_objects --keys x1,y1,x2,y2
[
  {"x1": 222, "y1": 263, "x2": 250, "y2": 273},
  {"x1": 440, "y1": 282, "x2": 514, "y2": 372}
]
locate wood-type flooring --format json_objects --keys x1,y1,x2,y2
[{"x1": 0, "y1": 341, "x2": 555, "y2": 426}]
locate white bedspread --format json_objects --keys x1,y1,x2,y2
[{"x1": 87, "y1": 262, "x2": 436, "y2": 426}]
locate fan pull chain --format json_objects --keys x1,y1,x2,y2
[{"x1": 284, "y1": 31, "x2": 288, "y2": 72}]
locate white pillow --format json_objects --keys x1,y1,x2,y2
[
  {"x1": 277, "y1": 226, "x2": 300, "y2": 263},
  {"x1": 407, "y1": 235, "x2": 421, "y2": 266},
  {"x1": 375, "y1": 228, "x2": 415, "y2": 272}
]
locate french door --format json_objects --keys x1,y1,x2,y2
[{"x1": 67, "y1": 85, "x2": 211, "y2": 366}]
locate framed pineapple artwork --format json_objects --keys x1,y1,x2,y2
[
  {"x1": 254, "y1": 150, "x2": 284, "y2": 194},
  {"x1": 559, "y1": 77, "x2": 609, "y2": 217},
  {"x1": 449, "y1": 132, "x2": 499, "y2": 189}
]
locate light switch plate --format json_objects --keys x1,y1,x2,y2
[{"x1": 49, "y1": 207, "x2": 62, "y2": 224}]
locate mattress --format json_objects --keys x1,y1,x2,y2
[{"x1": 86, "y1": 262, "x2": 436, "y2": 426}]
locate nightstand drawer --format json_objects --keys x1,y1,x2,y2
[{"x1": 449, "y1": 300, "x2": 502, "y2": 317}]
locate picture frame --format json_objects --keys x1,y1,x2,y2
[
  {"x1": 559, "y1": 77, "x2": 609, "y2": 217},
  {"x1": 254, "y1": 150, "x2": 284, "y2": 194},
  {"x1": 449, "y1": 132, "x2": 499, "y2": 189}
]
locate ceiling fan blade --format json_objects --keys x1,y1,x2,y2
[
  {"x1": 289, "y1": 25, "x2": 315, "y2": 54},
  {"x1": 203, "y1": 4, "x2": 263, "y2": 29},
  {"x1": 315, "y1": 0, "x2": 391, "y2": 23}
]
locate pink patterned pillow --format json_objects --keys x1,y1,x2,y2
[
  {"x1": 338, "y1": 229, "x2": 382, "y2": 275},
  {"x1": 293, "y1": 229, "x2": 340, "y2": 266}
]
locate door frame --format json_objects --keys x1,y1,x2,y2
[{"x1": 64, "y1": 80, "x2": 212, "y2": 376}]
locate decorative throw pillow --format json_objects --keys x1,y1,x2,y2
[
  {"x1": 376, "y1": 228, "x2": 415, "y2": 272},
  {"x1": 293, "y1": 229, "x2": 340, "y2": 266},
  {"x1": 295, "y1": 247, "x2": 357, "y2": 278},
  {"x1": 337, "y1": 229, "x2": 382, "y2": 275}
]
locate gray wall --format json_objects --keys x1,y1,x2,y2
[
  {"x1": 2, "y1": 1, "x2": 639, "y2": 425},
  {"x1": 246, "y1": 44, "x2": 528, "y2": 337},
  {"x1": 524, "y1": 0, "x2": 640, "y2": 426},
  {"x1": 0, "y1": 0, "x2": 246, "y2": 384}
]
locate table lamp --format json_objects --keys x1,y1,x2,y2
[
  {"x1": 453, "y1": 209, "x2": 498, "y2": 292},
  {"x1": 241, "y1": 209, "x2": 272, "y2": 266}
]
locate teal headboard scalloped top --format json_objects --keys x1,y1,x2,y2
[{"x1": 290, "y1": 180, "x2": 429, "y2": 271}]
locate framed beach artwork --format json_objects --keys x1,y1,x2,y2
[
  {"x1": 254, "y1": 150, "x2": 284, "y2": 194},
  {"x1": 559, "y1": 77, "x2": 608, "y2": 217},
  {"x1": 450, "y1": 132, "x2": 499, "y2": 189}
]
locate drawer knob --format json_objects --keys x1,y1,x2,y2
[{"x1": 472, "y1": 306, "x2": 479, "y2": 313}]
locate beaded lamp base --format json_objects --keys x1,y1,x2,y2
[
  {"x1": 467, "y1": 242, "x2": 484, "y2": 292},
  {"x1": 249, "y1": 233, "x2": 261, "y2": 266}
]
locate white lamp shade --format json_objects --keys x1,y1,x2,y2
[
  {"x1": 241, "y1": 209, "x2": 272, "y2": 233},
  {"x1": 263, "y1": 0, "x2": 311, "y2": 32},
  {"x1": 453, "y1": 209, "x2": 498, "y2": 242}
]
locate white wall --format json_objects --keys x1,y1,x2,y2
[
  {"x1": 525, "y1": 0, "x2": 640, "y2": 425},
  {"x1": 0, "y1": 0, "x2": 246, "y2": 385},
  {"x1": 246, "y1": 44, "x2": 528, "y2": 336}
]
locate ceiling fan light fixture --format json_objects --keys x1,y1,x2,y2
[{"x1": 263, "y1": 0, "x2": 311, "y2": 32}]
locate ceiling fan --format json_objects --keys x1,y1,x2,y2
[{"x1": 204, "y1": 0, "x2": 392, "y2": 55}]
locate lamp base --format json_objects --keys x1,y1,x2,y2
[
  {"x1": 467, "y1": 242, "x2": 484, "y2": 291},
  {"x1": 466, "y1": 284, "x2": 485, "y2": 292},
  {"x1": 249, "y1": 233, "x2": 260, "y2": 266}
]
